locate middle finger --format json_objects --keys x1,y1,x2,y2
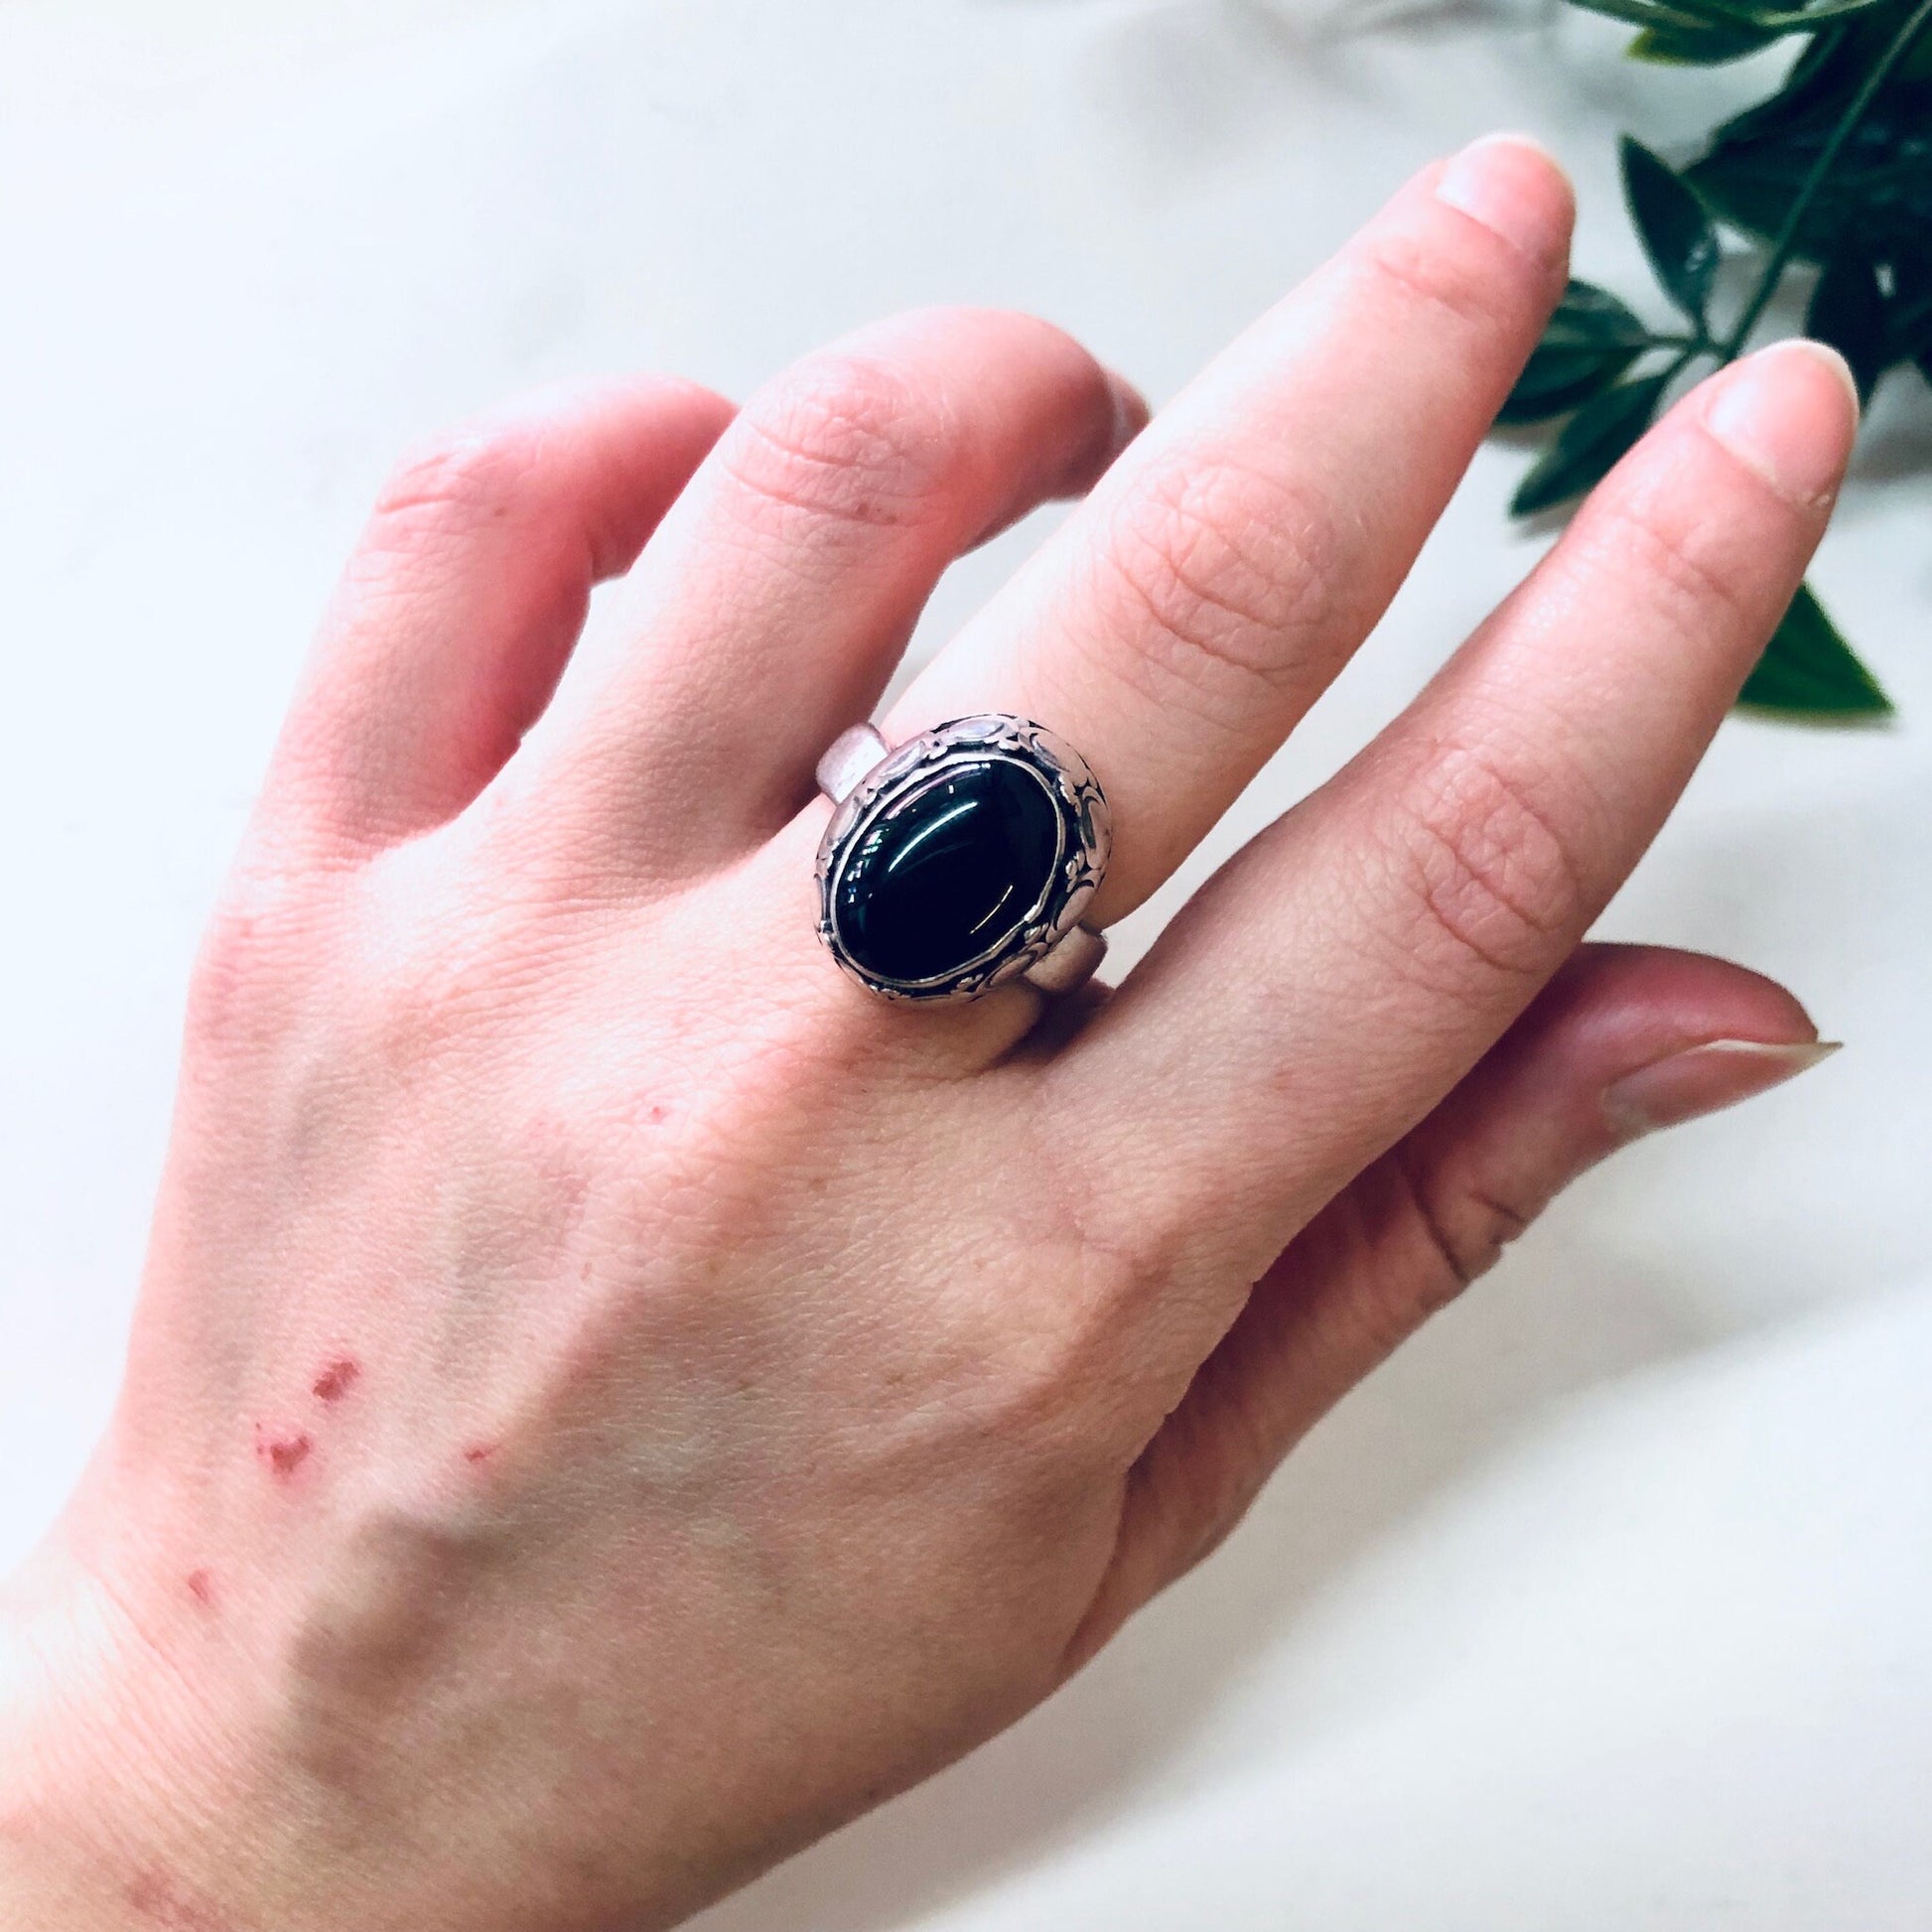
[
  {"x1": 1062, "y1": 340, "x2": 1856, "y2": 1293},
  {"x1": 892, "y1": 135, "x2": 1574, "y2": 923}
]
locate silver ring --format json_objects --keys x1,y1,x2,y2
[{"x1": 814, "y1": 714, "x2": 1111, "y2": 1005}]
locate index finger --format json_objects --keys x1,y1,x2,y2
[{"x1": 1054, "y1": 340, "x2": 1859, "y2": 1287}]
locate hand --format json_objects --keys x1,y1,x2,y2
[{"x1": 0, "y1": 136, "x2": 1853, "y2": 1932}]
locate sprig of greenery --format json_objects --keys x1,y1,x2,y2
[{"x1": 1505, "y1": 0, "x2": 1932, "y2": 719}]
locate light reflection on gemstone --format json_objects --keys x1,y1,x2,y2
[{"x1": 833, "y1": 759, "x2": 1062, "y2": 985}]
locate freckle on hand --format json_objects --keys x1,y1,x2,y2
[{"x1": 312, "y1": 1355, "x2": 360, "y2": 1403}]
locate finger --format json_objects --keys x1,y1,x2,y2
[
  {"x1": 1065, "y1": 339, "x2": 1859, "y2": 1293},
  {"x1": 1065, "y1": 943, "x2": 1835, "y2": 1663},
  {"x1": 891, "y1": 134, "x2": 1574, "y2": 922},
  {"x1": 260, "y1": 377, "x2": 737, "y2": 851},
  {"x1": 525, "y1": 309, "x2": 1145, "y2": 880}
]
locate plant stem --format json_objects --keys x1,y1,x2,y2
[
  {"x1": 1656, "y1": 342, "x2": 1701, "y2": 387},
  {"x1": 1718, "y1": 0, "x2": 1932, "y2": 360}
]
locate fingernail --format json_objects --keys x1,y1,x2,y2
[
  {"x1": 1104, "y1": 369, "x2": 1152, "y2": 458},
  {"x1": 1602, "y1": 1037, "x2": 1841, "y2": 1140},
  {"x1": 1701, "y1": 340, "x2": 1860, "y2": 507},
  {"x1": 1435, "y1": 132, "x2": 1574, "y2": 267}
]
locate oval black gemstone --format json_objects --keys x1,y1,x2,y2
[{"x1": 834, "y1": 759, "x2": 1064, "y2": 985}]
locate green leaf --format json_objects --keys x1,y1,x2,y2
[
  {"x1": 1510, "y1": 371, "x2": 1671, "y2": 515},
  {"x1": 1630, "y1": 16, "x2": 1778, "y2": 61},
  {"x1": 1737, "y1": 582, "x2": 1893, "y2": 717},
  {"x1": 1700, "y1": 0, "x2": 1898, "y2": 29},
  {"x1": 1622, "y1": 137, "x2": 1723, "y2": 321},
  {"x1": 1499, "y1": 280, "x2": 1655, "y2": 424},
  {"x1": 1580, "y1": 0, "x2": 1893, "y2": 39},
  {"x1": 1806, "y1": 249, "x2": 1891, "y2": 397},
  {"x1": 1690, "y1": 118, "x2": 1932, "y2": 263},
  {"x1": 1539, "y1": 278, "x2": 1656, "y2": 348},
  {"x1": 1499, "y1": 344, "x2": 1645, "y2": 422},
  {"x1": 1499, "y1": 276, "x2": 1653, "y2": 419},
  {"x1": 1567, "y1": 0, "x2": 1728, "y2": 33},
  {"x1": 1689, "y1": 30, "x2": 1932, "y2": 265},
  {"x1": 1884, "y1": 246, "x2": 1932, "y2": 358},
  {"x1": 1709, "y1": 20, "x2": 1856, "y2": 147}
]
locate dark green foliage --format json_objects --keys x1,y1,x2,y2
[
  {"x1": 1501, "y1": 0, "x2": 1932, "y2": 717},
  {"x1": 1510, "y1": 372, "x2": 1670, "y2": 512},
  {"x1": 1806, "y1": 249, "x2": 1889, "y2": 398},
  {"x1": 1566, "y1": 0, "x2": 1896, "y2": 40},
  {"x1": 1622, "y1": 138, "x2": 1721, "y2": 320},
  {"x1": 1498, "y1": 280, "x2": 1651, "y2": 423},
  {"x1": 1739, "y1": 583, "x2": 1895, "y2": 716},
  {"x1": 1689, "y1": 83, "x2": 1932, "y2": 266},
  {"x1": 1629, "y1": 18, "x2": 1778, "y2": 66}
]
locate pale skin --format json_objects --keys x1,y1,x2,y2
[{"x1": 0, "y1": 136, "x2": 1859, "y2": 1931}]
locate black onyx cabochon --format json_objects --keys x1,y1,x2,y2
[{"x1": 833, "y1": 759, "x2": 1064, "y2": 985}]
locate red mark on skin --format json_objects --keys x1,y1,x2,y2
[
  {"x1": 312, "y1": 1355, "x2": 360, "y2": 1403},
  {"x1": 186, "y1": 1569, "x2": 214, "y2": 1608},
  {"x1": 254, "y1": 1423, "x2": 312, "y2": 1478},
  {"x1": 463, "y1": 1442, "x2": 497, "y2": 1464},
  {"x1": 645, "y1": 1104, "x2": 669, "y2": 1125},
  {"x1": 126, "y1": 1867, "x2": 232, "y2": 1930}
]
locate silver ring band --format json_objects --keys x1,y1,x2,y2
[
  {"x1": 813, "y1": 716, "x2": 1110, "y2": 1005},
  {"x1": 815, "y1": 724, "x2": 893, "y2": 807}
]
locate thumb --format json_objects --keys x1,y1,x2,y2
[{"x1": 1067, "y1": 941, "x2": 1837, "y2": 1667}]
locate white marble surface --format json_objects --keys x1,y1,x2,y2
[{"x1": 3, "y1": 3, "x2": 1930, "y2": 1925}]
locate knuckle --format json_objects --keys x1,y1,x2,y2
[
  {"x1": 723, "y1": 353, "x2": 961, "y2": 533},
  {"x1": 367, "y1": 425, "x2": 539, "y2": 552},
  {"x1": 1356, "y1": 220, "x2": 1519, "y2": 335},
  {"x1": 1089, "y1": 457, "x2": 1344, "y2": 723},
  {"x1": 184, "y1": 867, "x2": 334, "y2": 1058},
  {"x1": 362, "y1": 906, "x2": 533, "y2": 1073},
  {"x1": 1356, "y1": 1146, "x2": 1530, "y2": 1355},
  {"x1": 1142, "y1": 1371, "x2": 1275, "y2": 1581},
  {"x1": 1384, "y1": 740, "x2": 1584, "y2": 991},
  {"x1": 968, "y1": 1117, "x2": 1169, "y2": 1449},
  {"x1": 981, "y1": 1237, "x2": 1150, "y2": 1441},
  {"x1": 1594, "y1": 483, "x2": 1761, "y2": 635},
  {"x1": 985, "y1": 1145, "x2": 1256, "y2": 1497}
]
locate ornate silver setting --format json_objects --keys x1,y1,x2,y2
[{"x1": 814, "y1": 714, "x2": 1112, "y2": 1005}]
